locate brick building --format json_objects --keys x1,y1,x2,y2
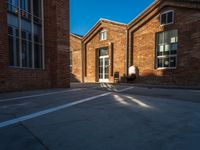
[
  {"x1": 127, "y1": 0, "x2": 200, "y2": 85},
  {"x1": 0, "y1": 0, "x2": 70, "y2": 92},
  {"x1": 82, "y1": 19, "x2": 127, "y2": 83},
  {"x1": 70, "y1": 33, "x2": 83, "y2": 82},
  {"x1": 71, "y1": 0, "x2": 200, "y2": 86}
]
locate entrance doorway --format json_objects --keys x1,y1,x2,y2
[{"x1": 99, "y1": 48, "x2": 109, "y2": 82}]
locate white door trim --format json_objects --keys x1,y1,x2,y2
[{"x1": 99, "y1": 55, "x2": 109, "y2": 83}]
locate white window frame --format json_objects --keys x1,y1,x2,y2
[
  {"x1": 160, "y1": 10, "x2": 174, "y2": 26},
  {"x1": 99, "y1": 30, "x2": 107, "y2": 41}
]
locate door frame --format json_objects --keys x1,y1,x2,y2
[{"x1": 99, "y1": 55, "x2": 109, "y2": 83}]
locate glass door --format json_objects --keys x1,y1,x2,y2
[{"x1": 99, "y1": 55, "x2": 109, "y2": 82}]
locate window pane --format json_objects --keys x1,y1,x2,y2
[
  {"x1": 16, "y1": 37, "x2": 20, "y2": 66},
  {"x1": 8, "y1": 34, "x2": 14, "y2": 66},
  {"x1": 28, "y1": 41, "x2": 32, "y2": 67},
  {"x1": 21, "y1": 31, "x2": 27, "y2": 67},
  {"x1": 20, "y1": 0, "x2": 31, "y2": 12},
  {"x1": 161, "y1": 11, "x2": 174, "y2": 25},
  {"x1": 8, "y1": 26, "x2": 13, "y2": 35},
  {"x1": 161, "y1": 13, "x2": 166, "y2": 25},
  {"x1": 7, "y1": 0, "x2": 19, "y2": 13},
  {"x1": 34, "y1": 44, "x2": 42, "y2": 68},
  {"x1": 157, "y1": 32, "x2": 164, "y2": 45},
  {"x1": 34, "y1": 24, "x2": 42, "y2": 43},
  {"x1": 170, "y1": 57, "x2": 176, "y2": 68},
  {"x1": 99, "y1": 49, "x2": 108, "y2": 56},
  {"x1": 100, "y1": 31, "x2": 107, "y2": 40},
  {"x1": 157, "y1": 58, "x2": 163, "y2": 68},
  {"x1": 170, "y1": 43, "x2": 177, "y2": 52},
  {"x1": 167, "y1": 12, "x2": 173, "y2": 23},
  {"x1": 33, "y1": 0, "x2": 41, "y2": 18},
  {"x1": 164, "y1": 57, "x2": 169, "y2": 68}
]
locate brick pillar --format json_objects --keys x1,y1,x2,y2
[
  {"x1": 0, "y1": 0, "x2": 9, "y2": 91},
  {"x1": 44, "y1": 0, "x2": 70, "y2": 88},
  {"x1": 109, "y1": 42, "x2": 114, "y2": 77}
]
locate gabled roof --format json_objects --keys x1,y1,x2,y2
[
  {"x1": 128, "y1": 0, "x2": 200, "y2": 29},
  {"x1": 70, "y1": 33, "x2": 83, "y2": 40},
  {"x1": 83, "y1": 18, "x2": 127, "y2": 42}
]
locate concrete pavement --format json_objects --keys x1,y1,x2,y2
[{"x1": 0, "y1": 84, "x2": 200, "y2": 150}]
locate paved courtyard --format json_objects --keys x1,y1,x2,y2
[{"x1": 0, "y1": 83, "x2": 200, "y2": 150}]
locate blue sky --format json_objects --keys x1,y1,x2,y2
[{"x1": 70, "y1": 0, "x2": 154, "y2": 36}]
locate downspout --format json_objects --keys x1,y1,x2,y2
[
  {"x1": 81, "y1": 39, "x2": 85, "y2": 83},
  {"x1": 81, "y1": 41, "x2": 84, "y2": 83},
  {"x1": 125, "y1": 29, "x2": 129, "y2": 76}
]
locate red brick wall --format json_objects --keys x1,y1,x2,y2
[
  {"x1": 0, "y1": 0, "x2": 70, "y2": 92},
  {"x1": 70, "y1": 34, "x2": 82, "y2": 82},
  {"x1": 129, "y1": 2, "x2": 200, "y2": 85},
  {"x1": 83, "y1": 21, "x2": 127, "y2": 83}
]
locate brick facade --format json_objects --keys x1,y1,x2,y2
[
  {"x1": 0, "y1": 0, "x2": 70, "y2": 92},
  {"x1": 70, "y1": 33, "x2": 83, "y2": 82},
  {"x1": 82, "y1": 19, "x2": 127, "y2": 83},
  {"x1": 128, "y1": 0, "x2": 200, "y2": 86},
  {"x1": 70, "y1": 0, "x2": 200, "y2": 86}
]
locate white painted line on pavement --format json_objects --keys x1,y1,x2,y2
[
  {"x1": 117, "y1": 87, "x2": 134, "y2": 92},
  {"x1": 0, "y1": 92, "x2": 111, "y2": 128},
  {"x1": 0, "y1": 88, "x2": 84, "y2": 103}
]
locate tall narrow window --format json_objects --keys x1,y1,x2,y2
[
  {"x1": 7, "y1": 0, "x2": 44, "y2": 69},
  {"x1": 160, "y1": 10, "x2": 174, "y2": 25},
  {"x1": 156, "y1": 30, "x2": 178, "y2": 69}
]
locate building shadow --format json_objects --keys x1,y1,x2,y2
[{"x1": 70, "y1": 73, "x2": 81, "y2": 83}]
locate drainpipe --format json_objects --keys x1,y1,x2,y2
[
  {"x1": 81, "y1": 41, "x2": 84, "y2": 83},
  {"x1": 125, "y1": 29, "x2": 129, "y2": 76}
]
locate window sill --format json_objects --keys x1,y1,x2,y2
[
  {"x1": 9, "y1": 66, "x2": 45, "y2": 71},
  {"x1": 160, "y1": 22, "x2": 174, "y2": 27},
  {"x1": 157, "y1": 67, "x2": 176, "y2": 70},
  {"x1": 100, "y1": 39, "x2": 107, "y2": 41}
]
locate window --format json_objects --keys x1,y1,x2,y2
[
  {"x1": 100, "y1": 30, "x2": 107, "y2": 41},
  {"x1": 160, "y1": 10, "x2": 174, "y2": 25},
  {"x1": 7, "y1": 0, "x2": 44, "y2": 69},
  {"x1": 156, "y1": 30, "x2": 178, "y2": 69}
]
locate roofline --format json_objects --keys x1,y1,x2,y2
[
  {"x1": 70, "y1": 33, "x2": 83, "y2": 39},
  {"x1": 128, "y1": 0, "x2": 200, "y2": 29},
  {"x1": 99, "y1": 18, "x2": 127, "y2": 26},
  {"x1": 128, "y1": 0, "x2": 160, "y2": 29},
  {"x1": 83, "y1": 18, "x2": 127, "y2": 42}
]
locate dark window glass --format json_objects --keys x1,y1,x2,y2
[
  {"x1": 16, "y1": 37, "x2": 20, "y2": 66},
  {"x1": 33, "y1": 0, "x2": 41, "y2": 18},
  {"x1": 167, "y1": 12, "x2": 173, "y2": 23},
  {"x1": 157, "y1": 58, "x2": 163, "y2": 68},
  {"x1": 7, "y1": 0, "x2": 43, "y2": 69},
  {"x1": 161, "y1": 11, "x2": 174, "y2": 25},
  {"x1": 34, "y1": 44, "x2": 42, "y2": 68},
  {"x1": 8, "y1": 35, "x2": 14, "y2": 66},
  {"x1": 161, "y1": 13, "x2": 167, "y2": 25},
  {"x1": 8, "y1": 26, "x2": 13, "y2": 35}
]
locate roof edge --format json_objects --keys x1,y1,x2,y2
[
  {"x1": 70, "y1": 33, "x2": 83, "y2": 39},
  {"x1": 128, "y1": 0, "x2": 200, "y2": 29},
  {"x1": 83, "y1": 18, "x2": 127, "y2": 42}
]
